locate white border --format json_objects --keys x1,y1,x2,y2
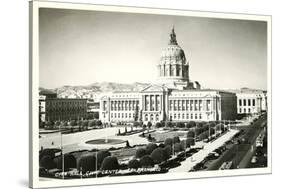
[{"x1": 30, "y1": 0, "x2": 272, "y2": 188}]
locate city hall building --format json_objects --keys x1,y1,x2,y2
[{"x1": 99, "y1": 28, "x2": 237, "y2": 124}]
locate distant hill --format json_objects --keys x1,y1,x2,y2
[
  {"x1": 39, "y1": 84, "x2": 266, "y2": 99},
  {"x1": 40, "y1": 82, "x2": 150, "y2": 98}
]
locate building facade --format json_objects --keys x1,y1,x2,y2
[
  {"x1": 39, "y1": 90, "x2": 88, "y2": 122},
  {"x1": 236, "y1": 89, "x2": 267, "y2": 115},
  {"x1": 99, "y1": 28, "x2": 237, "y2": 124}
]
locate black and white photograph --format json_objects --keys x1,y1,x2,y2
[{"x1": 29, "y1": 1, "x2": 271, "y2": 188}]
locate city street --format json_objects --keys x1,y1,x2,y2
[{"x1": 206, "y1": 114, "x2": 267, "y2": 170}]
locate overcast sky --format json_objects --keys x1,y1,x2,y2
[{"x1": 39, "y1": 8, "x2": 267, "y2": 90}]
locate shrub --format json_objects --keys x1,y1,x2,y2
[
  {"x1": 164, "y1": 138, "x2": 173, "y2": 146},
  {"x1": 39, "y1": 155, "x2": 56, "y2": 170},
  {"x1": 145, "y1": 143, "x2": 158, "y2": 155},
  {"x1": 139, "y1": 155, "x2": 154, "y2": 168},
  {"x1": 173, "y1": 136, "x2": 180, "y2": 144},
  {"x1": 101, "y1": 156, "x2": 119, "y2": 171},
  {"x1": 96, "y1": 150, "x2": 111, "y2": 169},
  {"x1": 151, "y1": 148, "x2": 168, "y2": 164},
  {"x1": 135, "y1": 148, "x2": 146, "y2": 158},
  {"x1": 54, "y1": 154, "x2": 77, "y2": 170},
  {"x1": 77, "y1": 154, "x2": 97, "y2": 172},
  {"x1": 158, "y1": 143, "x2": 165, "y2": 148},
  {"x1": 128, "y1": 159, "x2": 141, "y2": 169}
]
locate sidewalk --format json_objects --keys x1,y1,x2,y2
[{"x1": 169, "y1": 129, "x2": 239, "y2": 173}]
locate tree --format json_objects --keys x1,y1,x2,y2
[
  {"x1": 142, "y1": 124, "x2": 147, "y2": 130},
  {"x1": 54, "y1": 154, "x2": 77, "y2": 170},
  {"x1": 164, "y1": 138, "x2": 173, "y2": 147},
  {"x1": 174, "y1": 143, "x2": 183, "y2": 153},
  {"x1": 139, "y1": 155, "x2": 154, "y2": 168},
  {"x1": 93, "y1": 112, "x2": 99, "y2": 119},
  {"x1": 135, "y1": 148, "x2": 146, "y2": 158},
  {"x1": 87, "y1": 113, "x2": 94, "y2": 120},
  {"x1": 163, "y1": 145, "x2": 172, "y2": 158},
  {"x1": 187, "y1": 131, "x2": 195, "y2": 138},
  {"x1": 145, "y1": 143, "x2": 158, "y2": 155},
  {"x1": 151, "y1": 148, "x2": 168, "y2": 164},
  {"x1": 186, "y1": 138, "x2": 195, "y2": 146},
  {"x1": 176, "y1": 122, "x2": 185, "y2": 128},
  {"x1": 155, "y1": 122, "x2": 162, "y2": 128},
  {"x1": 147, "y1": 121, "x2": 152, "y2": 129},
  {"x1": 180, "y1": 140, "x2": 190, "y2": 150},
  {"x1": 173, "y1": 136, "x2": 180, "y2": 144},
  {"x1": 128, "y1": 159, "x2": 141, "y2": 169},
  {"x1": 55, "y1": 121, "x2": 61, "y2": 127},
  {"x1": 96, "y1": 150, "x2": 111, "y2": 169},
  {"x1": 96, "y1": 120, "x2": 102, "y2": 126},
  {"x1": 39, "y1": 149, "x2": 58, "y2": 160},
  {"x1": 70, "y1": 120, "x2": 77, "y2": 126},
  {"x1": 77, "y1": 154, "x2": 97, "y2": 173},
  {"x1": 165, "y1": 121, "x2": 173, "y2": 128},
  {"x1": 101, "y1": 156, "x2": 119, "y2": 171},
  {"x1": 39, "y1": 155, "x2": 56, "y2": 170},
  {"x1": 88, "y1": 120, "x2": 96, "y2": 127}
]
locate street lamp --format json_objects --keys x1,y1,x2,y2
[{"x1": 59, "y1": 123, "x2": 64, "y2": 179}]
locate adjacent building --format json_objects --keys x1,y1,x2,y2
[
  {"x1": 235, "y1": 88, "x2": 267, "y2": 115},
  {"x1": 39, "y1": 90, "x2": 87, "y2": 122}
]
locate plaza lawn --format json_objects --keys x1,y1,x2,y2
[{"x1": 144, "y1": 130, "x2": 188, "y2": 142}]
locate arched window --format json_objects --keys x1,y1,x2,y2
[{"x1": 150, "y1": 114, "x2": 154, "y2": 121}]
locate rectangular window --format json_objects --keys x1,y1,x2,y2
[
  {"x1": 170, "y1": 100, "x2": 173, "y2": 111},
  {"x1": 195, "y1": 114, "x2": 197, "y2": 119},
  {"x1": 191, "y1": 114, "x2": 193, "y2": 119},
  {"x1": 199, "y1": 113, "x2": 202, "y2": 119},
  {"x1": 239, "y1": 99, "x2": 242, "y2": 106},
  {"x1": 174, "y1": 114, "x2": 176, "y2": 119},
  {"x1": 243, "y1": 99, "x2": 247, "y2": 106},
  {"x1": 186, "y1": 114, "x2": 189, "y2": 119},
  {"x1": 206, "y1": 100, "x2": 211, "y2": 111},
  {"x1": 178, "y1": 100, "x2": 181, "y2": 111},
  {"x1": 190, "y1": 100, "x2": 193, "y2": 111},
  {"x1": 182, "y1": 100, "x2": 185, "y2": 111},
  {"x1": 174, "y1": 100, "x2": 177, "y2": 111},
  {"x1": 199, "y1": 100, "x2": 202, "y2": 111},
  {"x1": 248, "y1": 99, "x2": 251, "y2": 106},
  {"x1": 252, "y1": 99, "x2": 256, "y2": 106}
]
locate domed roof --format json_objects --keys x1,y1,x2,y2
[
  {"x1": 160, "y1": 27, "x2": 186, "y2": 64},
  {"x1": 161, "y1": 45, "x2": 186, "y2": 60}
]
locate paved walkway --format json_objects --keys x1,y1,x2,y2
[{"x1": 169, "y1": 129, "x2": 239, "y2": 173}]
